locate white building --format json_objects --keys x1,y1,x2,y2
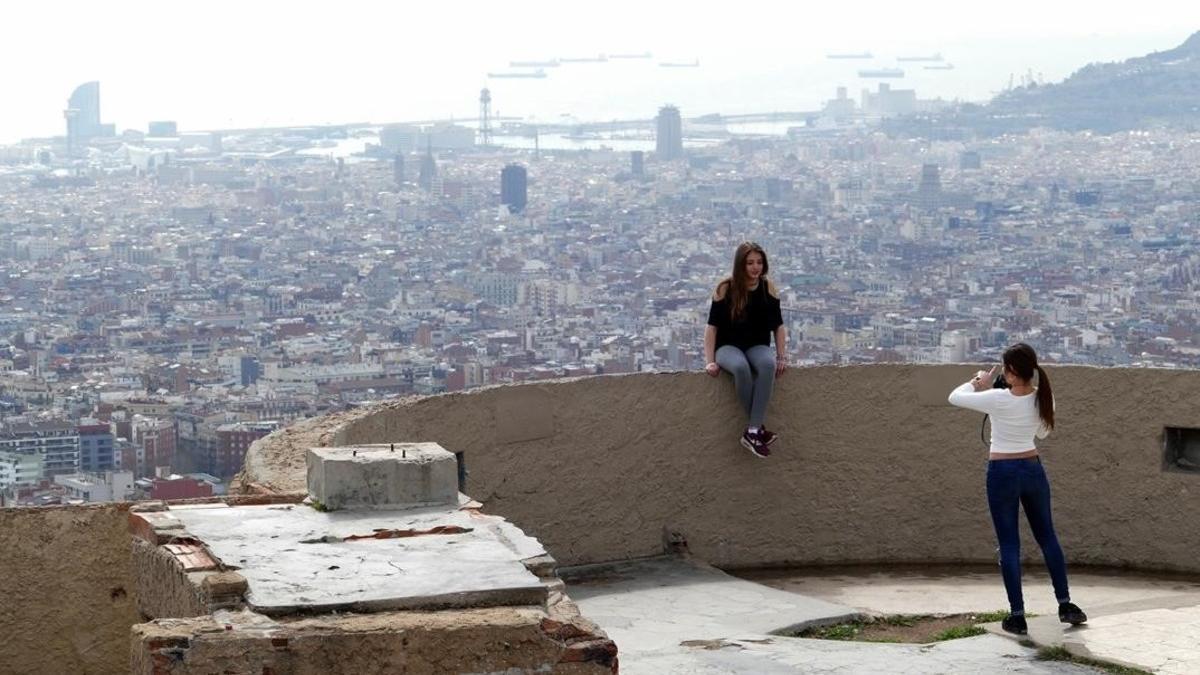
[{"x1": 53, "y1": 471, "x2": 135, "y2": 503}]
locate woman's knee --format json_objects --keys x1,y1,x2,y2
[
  {"x1": 748, "y1": 348, "x2": 776, "y2": 372},
  {"x1": 722, "y1": 360, "x2": 752, "y2": 378}
]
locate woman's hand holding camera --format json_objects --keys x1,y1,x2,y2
[{"x1": 971, "y1": 365, "x2": 999, "y2": 391}]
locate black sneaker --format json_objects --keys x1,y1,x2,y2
[
  {"x1": 1001, "y1": 614, "x2": 1028, "y2": 635},
  {"x1": 758, "y1": 428, "x2": 778, "y2": 446},
  {"x1": 741, "y1": 429, "x2": 770, "y2": 458},
  {"x1": 1058, "y1": 602, "x2": 1087, "y2": 625}
]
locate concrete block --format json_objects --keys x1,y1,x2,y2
[
  {"x1": 307, "y1": 443, "x2": 458, "y2": 510},
  {"x1": 129, "y1": 511, "x2": 187, "y2": 544}
]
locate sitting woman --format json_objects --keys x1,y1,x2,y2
[{"x1": 703, "y1": 241, "x2": 787, "y2": 458}]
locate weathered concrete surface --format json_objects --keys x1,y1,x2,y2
[
  {"x1": 987, "y1": 593, "x2": 1200, "y2": 675},
  {"x1": 739, "y1": 565, "x2": 1200, "y2": 616},
  {"x1": 132, "y1": 606, "x2": 617, "y2": 674},
  {"x1": 620, "y1": 634, "x2": 1102, "y2": 675},
  {"x1": 237, "y1": 367, "x2": 1200, "y2": 572},
  {"x1": 0, "y1": 503, "x2": 138, "y2": 675},
  {"x1": 170, "y1": 502, "x2": 549, "y2": 615},
  {"x1": 564, "y1": 556, "x2": 1097, "y2": 675},
  {"x1": 307, "y1": 443, "x2": 458, "y2": 510},
  {"x1": 563, "y1": 556, "x2": 863, "y2": 642}
]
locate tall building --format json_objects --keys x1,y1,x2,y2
[
  {"x1": 916, "y1": 163, "x2": 942, "y2": 210},
  {"x1": 213, "y1": 421, "x2": 277, "y2": 478},
  {"x1": 393, "y1": 153, "x2": 405, "y2": 186},
  {"x1": 630, "y1": 150, "x2": 645, "y2": 177},
  {"x1": 78, "y1": 423, "x2": 115, "y2": 473},
  {"x1": 655, "y1": 105, "x2": 683, "y2": 160},
  {"x1": 501, "y1": 164, "x2": 528, "y2": 214},
  {"x1": 63, "y1": 81, "x2": 114, "y2": 155},
  {"x1": 418, "y1": 142, "x2": 437, "y2": 192},
  {"x1": 379, "y1": 125, "x2": 420, "y2": 153},
  {"x1": 0, "y1": 422, "x2": 80, "y2": 479}
]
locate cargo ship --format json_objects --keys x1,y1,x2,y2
[
  {"x1": 659, "y1": 58, "x2": 700, "y2": 68},
  {"x1": 897, "y1": 52, "x2": 943, "y2": 62},
  {"x1": 609, "y1": 51, "x2": 652, "y2": 59},
  {"x1": 559, "y1": 54, "x2": 608, "y2": 63},
  {"x1": 488, "y1": 69, "x2": 548, "y2": 79},
  {"x1": 858, "y1": 67, "x2": 904, "y2": 78},
  {"x1": 827, "y1": 52, "x2": 872, "y2": 59},
  {"x1": 510, "y1": 59, "x2": 560, "y2": 68},
  {"x1": 923, "y1": 63, "x2": 955, "y2": 70}
]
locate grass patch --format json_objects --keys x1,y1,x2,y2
[
  {"x1": 932, "y1": 625, "x2": 987, "y2": 641},
  {"x1": 1037, "y1": 646, "x2": 1152, "y2": 675},
  {"x1": 799, "y1": 611, "x2": 1007, "y2": 644},
  {"x1": 810, "y1": 623, "x2": 865, "y2": 641}
]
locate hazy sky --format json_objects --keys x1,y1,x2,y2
[{"x1": 3, "y1": 1, "x2": 1197, "y2": 144}]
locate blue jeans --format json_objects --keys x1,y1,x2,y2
[
  {"x1": 715, "y1": 344, "x2": 776, "y2": 427},
  {"x1": 986, "y1": 457, "x2": 1071, "y2": 614}
]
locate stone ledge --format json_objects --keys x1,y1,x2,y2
[{"x1": 132, "y1": 607, "x2": 616, "y2": 675}]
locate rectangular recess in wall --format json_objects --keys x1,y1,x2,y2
[
  {"x1": 455, "y1": 451, "x2": 467, "y2": 492},
  {"x1": 1163, "y1": 427, "x2": 1200, "y2": 473}
]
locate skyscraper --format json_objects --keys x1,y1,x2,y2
[
  {"x1": 630, "y1": 150, "x2": 645, "y2": 177},
  {"x1": 656, "y1": 105, "x2": 683, "y2": 160},
  {"x1": 393, "y1": 153, "x2": 405, "y2": 186},
  {"x1": 418, "y1": 141, "x2": 437, "y2": 192},
  {"x1": 916, "y1": 163, "x2": 942, "y2": 210},
  {"x1": 501, "y1": 164, "x2": 528, "y2": 214},
  {"x1": 63, "y1": 81, "x2": 113, "y2": 155}
]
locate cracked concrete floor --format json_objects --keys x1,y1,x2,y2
[{"x1": 565, "y1": 557, "x2": 1181, "y2": 674}]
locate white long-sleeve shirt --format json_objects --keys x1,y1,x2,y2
[{"x1": 948, "y1": 382, "x2": 1051, "y2": 453}]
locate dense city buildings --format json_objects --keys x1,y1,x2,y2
[{"x1": 4, "y1": 77, "x2": 1200, "y2": 504}]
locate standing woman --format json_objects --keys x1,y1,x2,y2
[
  {"x1": 704, "y1": 241, "x2": 787, "y2": 458},
  {"x1": 948, "y1": 343, "x2": 1087, "y2": 635}
]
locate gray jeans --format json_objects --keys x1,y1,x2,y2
[{"x1": 715, "y1": 344, "x2": 776, "y2": 427}]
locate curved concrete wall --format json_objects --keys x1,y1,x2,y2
[
  {"x1": 0, "y1": 503, "x2": 138, "y2": 674},
  {"x1": 241, "y1": 365, "x2": 1200, "y2": 572}
]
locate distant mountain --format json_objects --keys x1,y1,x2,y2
[{"x1": 963, "y1": 31, "x2": 1200, "y2": 134}]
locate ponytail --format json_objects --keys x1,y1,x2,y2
[{"x1": 1035, "y1": 365, "x2": 1055, "y2": 430}]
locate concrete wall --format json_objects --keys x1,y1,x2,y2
[
  {"x1": 239, "y1": 366, "x2": 1200, "y2": 571},
  {"x1": 6, "y1": 365, "x2": 1200, "y2": 673},
  {"x1": 0, "y1": 503, "x2": 138, "y2": 675}
]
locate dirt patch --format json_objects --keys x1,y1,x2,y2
[{"x1": 799, "y1": 612, "x2": 1006, "y2": 644}]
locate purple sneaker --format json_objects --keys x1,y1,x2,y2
[
  {"x1": 757, "y1": 428, "x2": 778, "y2": 446},
  {"x1": 741, "y1": 429, "x2": 770, "y2": 458}
]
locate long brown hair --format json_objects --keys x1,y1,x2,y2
[
  {"x1": 714, "y1": 241, "x2": 771, "y2": 321},
  {"x1": 1003, "y1": 342, "x2": 1054, "y2": 430}
]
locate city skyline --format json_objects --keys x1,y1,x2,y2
[
  {"x1": 1, "y1": 1, "x2": 1195, "y2": 143},
  {"x1": 4, "y1": 6, "x2": 1200, "y2": 503}
]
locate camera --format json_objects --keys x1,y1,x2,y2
[{"x1": 992, "y1": 372, "x2": 1010, "y2": 389}]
